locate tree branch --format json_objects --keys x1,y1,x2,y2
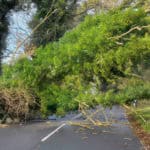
[{"x1": 109, "y1": 24, "x2": 150, "y2": 40}]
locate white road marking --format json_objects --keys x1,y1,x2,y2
[
  {"x1": 41, "y1": 113, "x2": 82, "y2": 142},
  {"x1": 41, "y1": 123, "x2": 66, "y2": 142}
]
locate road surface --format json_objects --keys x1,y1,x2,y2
[{"x1": 0, "y1": 106, "x2": 143, "y2": 150}]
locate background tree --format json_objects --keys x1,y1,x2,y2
[
  {"x1": 0, "y1": 0, "x2": 18, "y2": 74},
  {"x1": 30, "y1": 0, "x2": 78, "y2": 47}
]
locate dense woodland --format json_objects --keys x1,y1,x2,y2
[{"x1": 0, "y1": 0, "x2": 150, "y2": 120}]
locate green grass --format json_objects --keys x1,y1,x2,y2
[{"x1": 134, "y1": 100, "x2": 150, "y2": 133}]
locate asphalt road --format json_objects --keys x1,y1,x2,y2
[{"x1": 0, "y1": 106, "x2": 144, "y2": 150}]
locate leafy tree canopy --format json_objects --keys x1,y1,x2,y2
[{"x1": 1, "y1": 3, "x2": 150, "y2": 116}]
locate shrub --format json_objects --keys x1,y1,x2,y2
[{"x1": 0, "y1": 87, "x2": 37, "y2": 120}]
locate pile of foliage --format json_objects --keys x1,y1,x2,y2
[
  {"x1": 0, "y1": 87, "x2": 37, "y2": 121},
  {"x1": 0, "y1": 5, "x2": 150, "y2": 118}
]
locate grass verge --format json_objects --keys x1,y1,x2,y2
[{"x1": 127, "y1": 100, "x2": 150, "y2": 149}]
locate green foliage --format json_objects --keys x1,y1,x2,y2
[
  {"x1": 115, "y1": 82, "x2": 150, "y2": 103},
  {"x1": 39, "y1": 83, "x2": 78, "y2": 116},
  {"x1": 137, "y1": 107, "x2": 150, "y2": 132},
  {"x1": 95, "y1": 90, "x2": 116, "y2": 106},
  {"x1": 95, "y1": 81, "x2": 150, "y2": 106},
  {"x1": 56, "y1": 107, "x2": 66, "y2": 117},
  {"x1": 1, "y1": 7, "x2": 150, "y2": 116},
  {"x1": 131, "y1": 100, "x2": 150, "y2": 132}
]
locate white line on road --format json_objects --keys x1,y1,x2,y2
[
  {"x1": 41, "y1": 123, "x2": 66, "y2": 142},
  {"x1": 41, "y1": 113, "x2": 82, "y2": 142}
]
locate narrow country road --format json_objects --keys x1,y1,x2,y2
[{"x1": 0, "y1": 106, "x2": 143, "y2": 150}]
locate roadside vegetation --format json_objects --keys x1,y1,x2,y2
[
  {"x1": 0, "y1": 0, "x2": 18, "y2": 74},
  {"x1": 130, "y1": 100, "x2": 150, "y2": 132},
  {"x1": 136, "y1": 106, "x2": 150, "y2": 132},
  {"x1": 0, "y1": 0, "x2": 150, "y2": 123},
  {"x1": 127, "y1": 100, "x2": 150, "y2": 148}
]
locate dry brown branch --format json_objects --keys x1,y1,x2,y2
[
  {"x1": 109, "y1": 24, "x2": 150, "y2": 40},
  {"x1": 0, "y1": 124, "x2": 8, "y2": 128},
  {"x1": 67, "y1": 102, "x2": 128, "y2": 130},
  {"x1": 82, "y1": 109, "x2": 98, "y2": 125},
  {"x1": 68, "y1": 121, "x2": 93, "y2": 129},
  {"x1": 79, "y1": 102, "x2": 97, "y2": 125},
  {"x1": 77, "y1": 101, "x2": 111, "y2": 127}
]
